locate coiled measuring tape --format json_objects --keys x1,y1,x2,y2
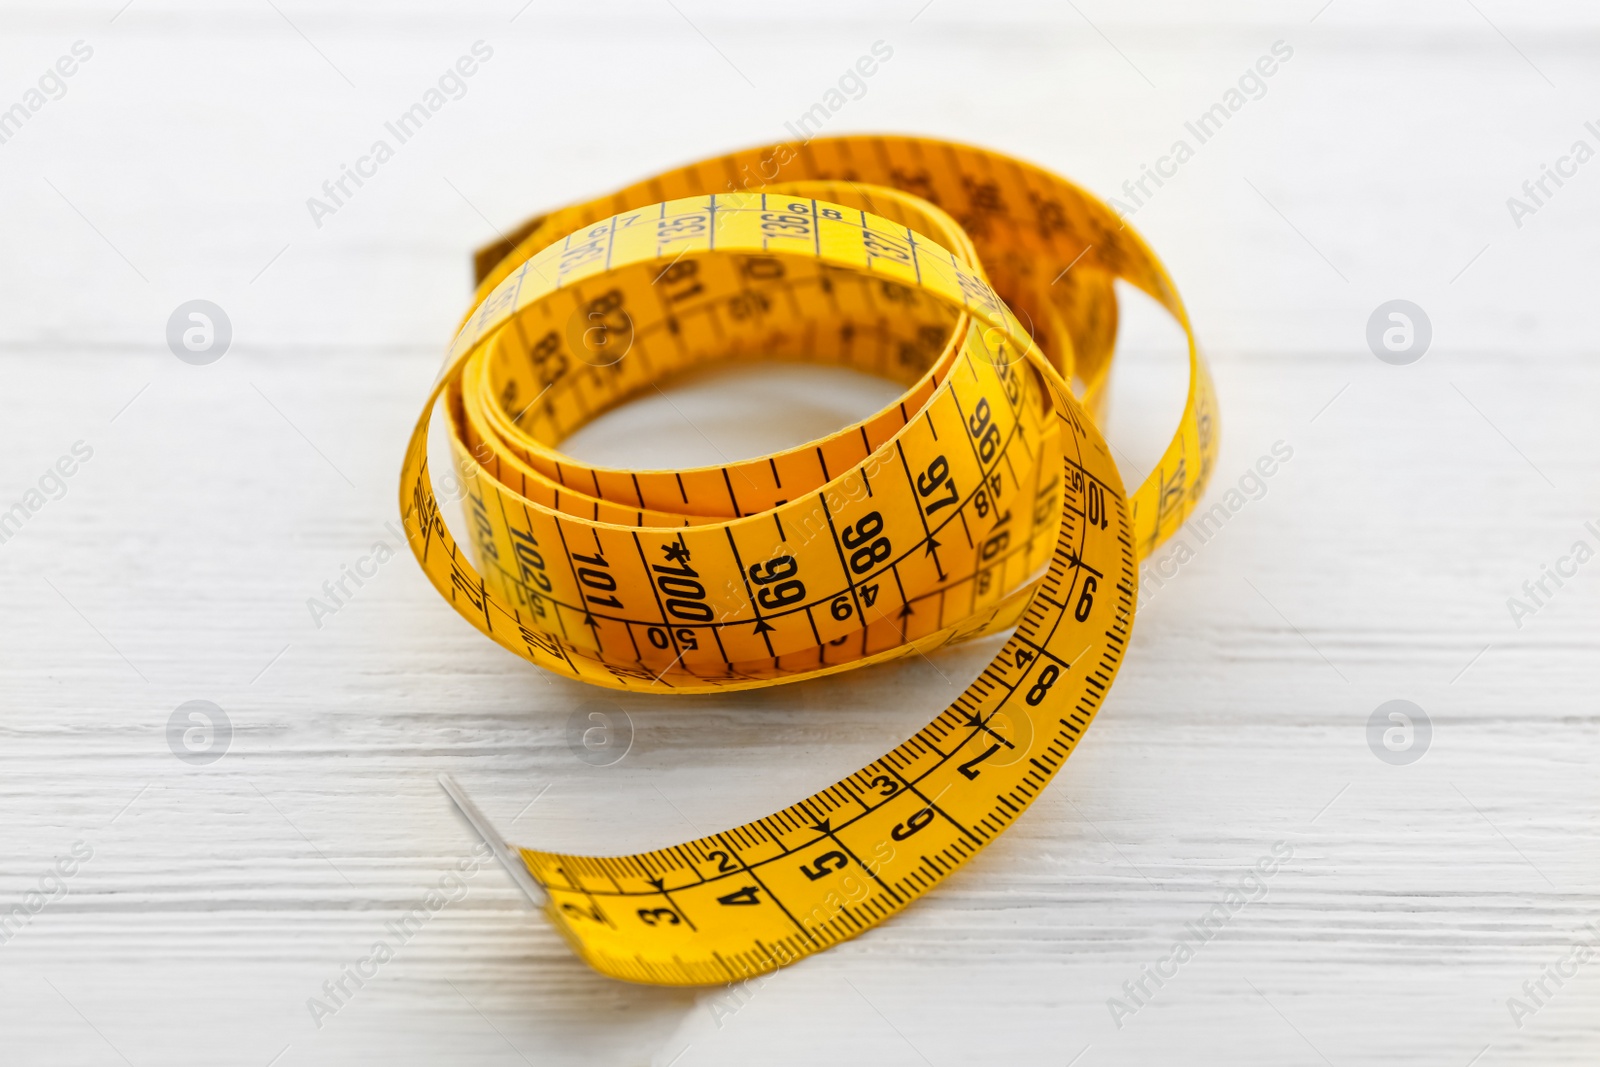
[{"x1": 404, "y1": 136, "x2": 1217, "y2": 985}]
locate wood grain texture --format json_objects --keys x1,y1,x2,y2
[{"x1": 1, "y1": 2, "x2": 1597, "y2": 1064}]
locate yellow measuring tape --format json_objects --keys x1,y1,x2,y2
[{"x1": 404, "y1": 136, "x2": 1217, "y2": 985}]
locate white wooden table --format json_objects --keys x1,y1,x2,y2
[{"x1": 2, "y1": 2, "x2": 1597, "y2": 1064}]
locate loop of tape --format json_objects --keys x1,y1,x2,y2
[{"x1": 404, "y1": 136, "x2": 1217, "y2": 985}]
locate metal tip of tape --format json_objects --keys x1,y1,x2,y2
[{"x1": 438, "y1": 773, "x2": 549, "y2": 909}]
